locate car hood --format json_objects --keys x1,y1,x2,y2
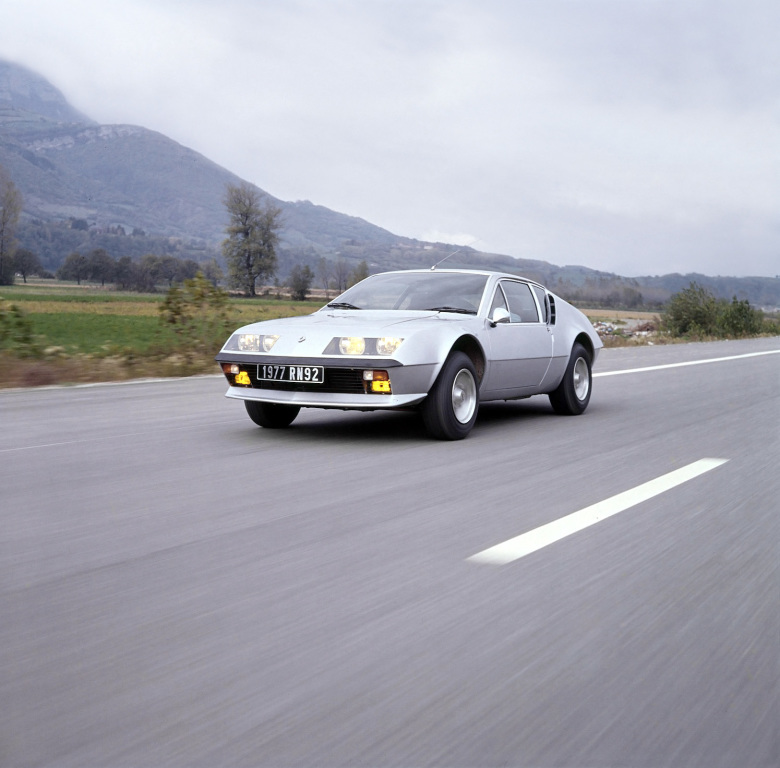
[{"x1": 226, "y1": 310, "x2": 475, "y2": 358}]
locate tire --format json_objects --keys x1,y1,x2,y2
[
  {"x1": 549, "y1": 342, "x2": 592, "y2": 415},
  {"x1": 421, "y1": 351, "x2": 479, "y2": 440},
  {"x1": 245, "y1": 400, "x2": 300, "y2": 429}
]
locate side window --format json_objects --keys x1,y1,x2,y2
[
  {"x1": 531, "y1": 285, "x2": 548, "y2": 323},
  {"x1": 502, "y1": 281, "x2": 539, "y2": 323}
]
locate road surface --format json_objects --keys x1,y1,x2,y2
[{"x1": 1, "y1": 337, "x2": 778, "y2": 767}]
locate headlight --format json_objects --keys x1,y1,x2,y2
[
  {"x1": 376, "y1": 337, "x2": 403, "y2": 355},
  {"x1": 339, "y1": 337, "x2": 366, "y2": 355},
  {"x1": 324, "y1": 336, "x2": 405, "y2": 355},
  {"x1": 237, "y1": 334, "x2": 261, "y2": 351},
  {"x1": 225, "y1": 333, "x2": 280, "y2": 352},
  {"x1": 262, "y1": 335, "x2": 279, "y2": 352}
]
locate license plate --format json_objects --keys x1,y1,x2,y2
[{"x1": 258, "y1": 364, "x2": 324, "y2": 384}]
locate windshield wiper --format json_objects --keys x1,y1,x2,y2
[
  {"x1": 425, "y1": 306, "x2": 477, "y2": 315},
  {"x1": 327, "y1": 302, "x2": 362, "y2": 310}
]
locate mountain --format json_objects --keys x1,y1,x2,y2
[
  {"x1": 0, "y1": 60, "x2": 94, "y2": 124},
  {"x1": 0, "y1": 60, "x2": 407, "y2": 253},
  {"x1": 1, "y1": 59, "x2": 778, "y2": 308}
]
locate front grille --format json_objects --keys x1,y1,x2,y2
[{"x1": 249, "y1": 367, "x2": 365, "y2": 394}]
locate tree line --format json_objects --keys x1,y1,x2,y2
[
  {"x1": 56, "y1": 250, "x2": 223, "y2": 291},
  {"x1": 1, "y1": 168, "x2": 367, "y2": 300},
  {"x1": 3, "y1": 166, "x2": 775, "y2": 333}
]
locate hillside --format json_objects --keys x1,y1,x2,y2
[
  {"x1": 1, "y1": 59, "x2": 778, "y2": 308},
  {"x1": 0, "y1": 60, "x2": 410, "y2": 253}
]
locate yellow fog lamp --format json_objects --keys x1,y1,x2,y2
[
  {"x1": 339, "y1": 336, "x2": 366, "y2": 355},
  {"x1": 235, "y1": 371, "x2": 252, "y2": 386},
  {"x1": 363, "y1": 369, "x2": 391, "y2": 394},
  {"x1": 222, "y1": 363, "x2": 251, "y2": 386}
]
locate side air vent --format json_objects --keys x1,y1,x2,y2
[{"x1": 548, "y1": 294, "x2": 556, "y2": 325}]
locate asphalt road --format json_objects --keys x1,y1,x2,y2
[{"x1": 1, "y1": 337, "x2": 778, "y2": 767}]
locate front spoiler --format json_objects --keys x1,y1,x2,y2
[{"x1": 224, "y1": 386, "x2": 427, "y2": 410}]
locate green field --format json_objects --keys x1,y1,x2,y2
[
  {"x1": 9, "y1": 279, "x2": 768, "y2": 388},
  {"x1": 0, "y1": 281, "x2": 322, "y2": 387}
]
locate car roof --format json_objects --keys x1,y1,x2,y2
[{"x1": 373, "y1": 268, "x2": 545, "y2": 288}]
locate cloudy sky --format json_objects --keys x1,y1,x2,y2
[{"x1": 1, "y1": 0, "x2": 777, "y2": 277}]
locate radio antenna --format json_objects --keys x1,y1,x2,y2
[
  {"x1": 430, "y1": 237, "x2": 480, "y2": 270},
  {"x1": 430, "y1": 248, "x2": 462, "y2": 270}
]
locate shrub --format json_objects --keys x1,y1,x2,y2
[
  {"x1": 0, "y1": 299, "x2": 38, "y2": 355},
  {"x1": 663, "y1": 282, "x2": 766, "y2": 339},
  {"x1": 158, "y1": 272, "x2": 232, "y2": 356},
  {"x1": 663, "y1": 282, "x2": 719, "y2": 336},
  {"x1": 717, "y1": 296, "x2": 764, "y2": 337}
]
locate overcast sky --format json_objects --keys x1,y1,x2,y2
[{"x1": 1, "y1": 0, "x2": 777, "y2": 277}]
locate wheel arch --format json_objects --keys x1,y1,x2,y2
[
  {"x1": 574, "y1": 331, "x2": 595, "y2": 361},
  {"x1": 449, "y1": 334, "x2": 486, "y2": 383}
]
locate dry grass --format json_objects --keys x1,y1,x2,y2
[
  {"x1": 0, "y1": 351, "x2": 219, "y2": 389},
  {"x1": 2, "y1": 286, "x2": 671, "y2": 388}
]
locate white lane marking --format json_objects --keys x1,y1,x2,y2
[
  {"x1": 594, "y1": 349, "x2": 780, "y2": 377},
  {"x1": 468, "y1": 458, "x2": 729, "y2": 565}
]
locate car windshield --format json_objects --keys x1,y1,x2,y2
[{"x1": 326, "y1": 272, "x2": 489, "y2": 313}]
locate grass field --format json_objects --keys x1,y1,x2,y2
[
  {"x1": 0, "y1": 281, "x2": 322, "y2": 387},
  {"x1": 0, "y1": 280, "x2": 670, "y2": 388}
]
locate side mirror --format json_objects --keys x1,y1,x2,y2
[{"x1": 490, "y1": 307, "x2": 510, "y2": 326}]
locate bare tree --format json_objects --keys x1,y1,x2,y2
[
  {"x1": 348, "y1": 260, "x2": 370, "y2": 287},
  {"x1": 13, "y1": 248, "x2": 41, "y2": 283},
  {"x1": 86, "y1": 248, "x2": 116, "y2": 286},
  {"x1": 57, "y1": 252, "x2": 89, "y2": 285},
  {"x1": 222, "y1": 183, "x2": 282, "y2": 296},
  {"x1": 201, "y1": 258, "x2": 224, "y2": 288},
  {"x1": 317, "y1": 256, "x2": 332, "y2": 297},
  {"x1": 288, "y1": 264, "x2": 315, "y2": 301},
  {"x1": 333, "y1": 258, "x2": 350, "y2": 293},
  {"x1": 0, "y1": 166, "x2": 23, "y2": 286}
]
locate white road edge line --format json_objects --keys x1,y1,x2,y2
[
  {"x1": 467, "y1": 458, "x2": 729, "y2": 566},
  {"x1": 594, "y1": 349, "x2": 780, "y2": 377}
]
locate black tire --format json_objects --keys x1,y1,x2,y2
[
  {"x1": 549, "y1": 342, "x2": 592, "y2": 415},
  {"x1": 245, "y1": 400, "x2": 300, "y2": 428},
  {"x1": 421, "y1": 351, "x2": 479, "y2": 440}
]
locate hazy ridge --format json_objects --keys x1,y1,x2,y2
[{"x1": 1, "y1": 59, "x2": 777, "y2": 307}]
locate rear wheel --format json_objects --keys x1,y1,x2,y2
[
  {"x1": 421, "y1": 351, "x2": 479, "y2": 440},
  {"x1": 245, "y1": 400, "x2": 300, "y2": 428},
  {"x1": 549, "y1": 342, "x2": 592, "y2": 415}
]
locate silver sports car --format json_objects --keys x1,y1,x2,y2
[{"x1": 216, "y1": 269, "x2": 602, "y2": 439}]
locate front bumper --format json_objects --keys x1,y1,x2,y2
[
  {"x1": 215, "y1": 353, "x2": 437, "y2": 411},
  {"x1": 224, "y1": 386, "x2": 427, "y2": 410}
]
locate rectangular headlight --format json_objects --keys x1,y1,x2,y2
[
  {"x1": 223, "y1": 333, "x2": 279, "y2": 353},
  {"x1": 238, "y1": 334, "x2": 261, "y2": 352},
  {"x1": 376, "y1": 337, "x2": 403, "y2": 355},
  {"x1": 323, "y1": 338, "x2": 404, "y2": 356}
]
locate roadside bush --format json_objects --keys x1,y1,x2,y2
[
  {"x1": 663, "y1": 282, "x2": 720, "y2": 336},
  {"x1": 0, "y1": 299, "x2": 39, "y2": 355},
  {"x1": 663, "y1": 282, "x2": 766, "y2": 339},
  {"x1": 158, "y1": 272, "x2": 232, "y2": 357},
  {"x1": 717, "y1": 296, "x2": 764, "y2": 337}
]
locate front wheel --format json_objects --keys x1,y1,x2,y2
[
  {"x1": 421, "y1": 351, "x2": 479, "y2": 440},
  {"x1": 245, "y1": 400, "x2": 300, "y2": 428},
  {"x1": 549, "y1": 342, "x2": 592, "y2": 415}
]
